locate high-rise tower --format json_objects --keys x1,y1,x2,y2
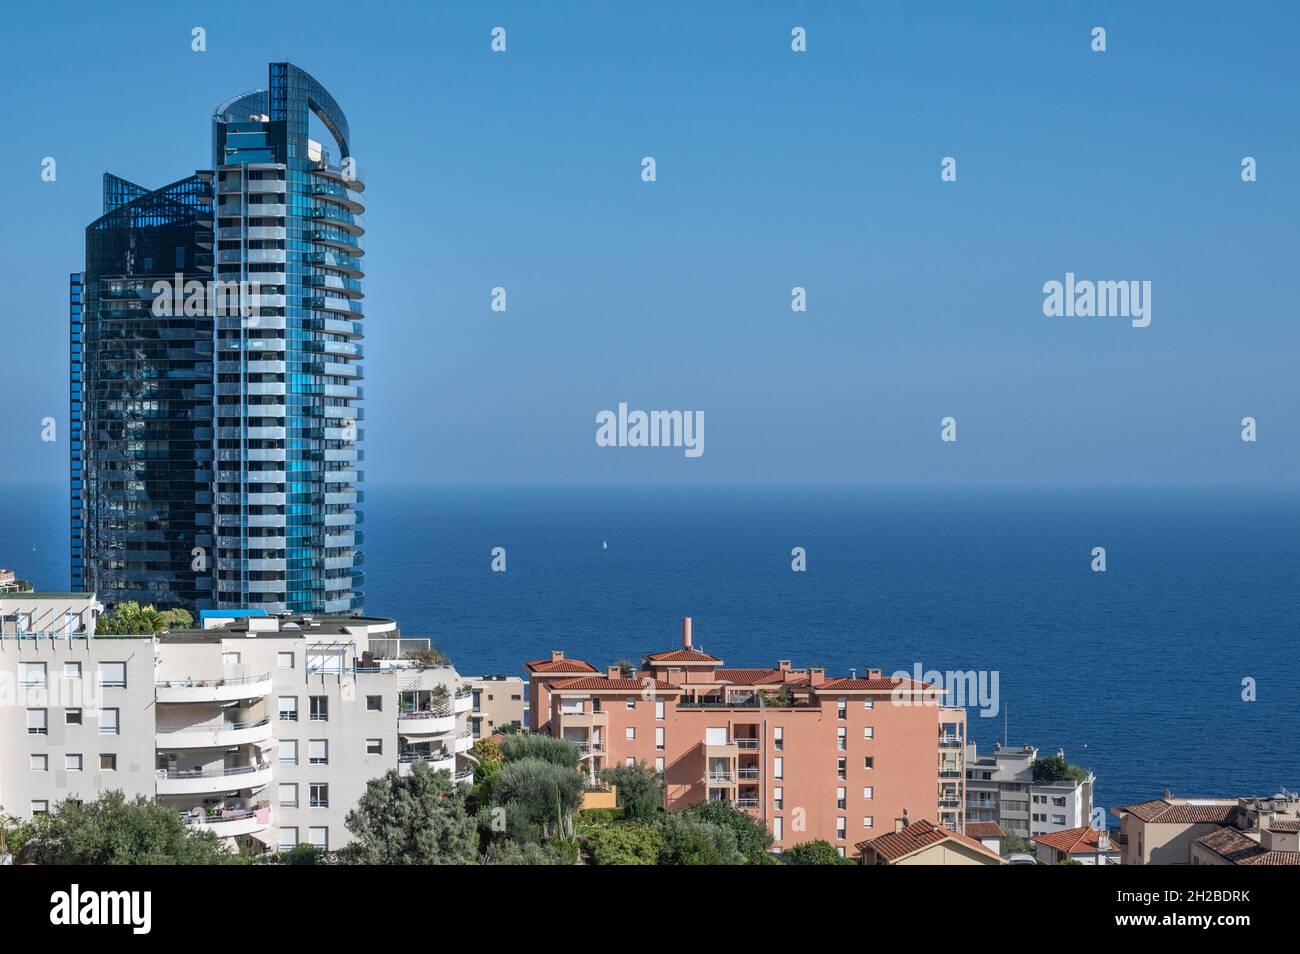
[{"x1": 74, "y1": 64, "x2": 364, "y2": 615}]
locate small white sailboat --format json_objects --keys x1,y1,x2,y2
[{"x1": 602, "y1": 541, "x2": 607, "y2": 550}]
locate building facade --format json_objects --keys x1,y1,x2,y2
[
  {"x1": 73, "y1": 62, "x2": 364, "y2": 616},
  {"x1": 0, "y1": 601, "x2": 473, "y2": 854},
  {"x1": 525, "y1": 617, "x2": 967, "y2": 858},
  {"x1": 1115, "y1": 794, "x2": 1300, "y2": 866},
  {"x1": 464, "y1": 674, "x2": 526, "y2": 738},
  {"x1": 964, "y1": 743, "x2": 1095, "y2": 840}
]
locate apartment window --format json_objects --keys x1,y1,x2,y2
[
  {"x1": 31, "y1": 800, "x2": 49, "y2": 817},
  {"x1": 65, "y1": 754, "x2": 83, "y2": 771},
  {"x1": 773, "y1": 817, "x2": 783, "y2": 841},
  {"x1": 308, "y1": 827, "x2": 328, "y2": 850},
  {"x1": 310, "y1": 783, "x2": 329, "y2": 808},
  {"x1": 30, "y1": 754, "x2": 48, "y2": 771},
  {"x1": 309, "y1": 696, "x2": 328, "y2": 721},
  {"x1": 280, "y1": 827, "x2": 299, "y2": 849},
  {"x1": 863, "y1": 698, "x2": 874, "y2": 710},
  {"x1": 66, "y1": 708, "x2": 82, "y2": 725},
  {"x1": 222, "y1": 652, "x2": 240, "y2": 667},
  {"x1": 99, "y1": 708, "x2": 120, "y2": 735},
  {"x1": 278, "y1": 784, "x2": 298, "y2": 807},
  {"x1": 280, "y1": 740, "x2": 298, "y2": 764},
  {"x1": 366, "y1": 739, "x2": 382, "y2": 755},
  {"x1": 655, "y1": 757, "x2": 665, "y2": 772},
  {"x1": 774, "y1": 757, "x2": 784, "y2": 780},
  {"x1": 278, "y1": 696, "x2": 298, "y2": 721},
  {"x1": 1052, "y1": 814, "x2": 1067, "y2": 826},
  {"x1": 863, "y1": 726, "x2": 874, "y2": 740},
  {"x1": 773, "y1": 727, "x2": 783, "y2": 751},
  {"x1": 625, "y1": 757, "x2": 635, "y2": 767},
  {"x1": 471, "y1": 717, "x2": 482, "y2": 738},
  {"x1": 836, "y1": 787, "x2": 847, "y2": 810},
  {"x1": 20, "y1": 662, "x2": 47, "y2": 688},
  {"x1": 774, "y1": 786, "x2": 784, "y2": 810},
  {"x1": 836, "y1": 757, "x2": 846, "y2": 780},
  {"x1": 864, "y1": 816, "x2": 874, "y2": 829},
  {"x1": 1052, "y1": 796, "x2": 1067, "y2": 808},
  {"x1": 309, "y1": 740, "x2": 328, "y2": 764},
  {"x1": 366, "y1": 695, "x2": 382, "y2": 712},
  {"x1": 1033, "y1": 794, "x2": 1046, "y2": 804},
  {"x1": 1032, "y1": 813, "x2": 1046, "y2": 823},
  {"x1": 64, "y1": 662, "x2": 82, "y2": 680},
  {"x1": 837, "y1": 847, "x2": 846, "y2": 858},
  {"x1": 97, "y1": 662, "x2": 126, "y2": 688},
  {"x1": 836, "y1": 818, "x2": 847, "y2": 841},
  {"x1": 655, "y1": 700, "x2": 665, "y2": 720},
  {"x1": 863, "y1": 786, "x2": 874, "y2": 800},
  {"x1": 472, "y1": 689, "x2": 482, "y2": 712},
  {"x1": 99, "y1": 754, "x2": 117, "y2": 771},
  {"x1": 277, "y1": 652, "x2": 295, "y2": 669},
  {"x1": 837, "y1": 697, "x2": 847, "y2": 719},
  {"x1": 625, "y1": 696, "x2": 636, "y2": 710},
  {"x1": 863, "y1": 756, "x2": 874, "y2": 770},
  {"x1": 837, "y1": 727, "x2": 847, "y2": 750},
  {"x1": 26, "y1": 709, "x2": 48, "y2": 735},
  {"x1": 625, "y1": 727, "x2": 636, "y2": 741},
  {"x1": 655, "y1": 727, "x2": 665, "y2": 750}
]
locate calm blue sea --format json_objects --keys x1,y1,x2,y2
[{"x1": 4, "y1": 482, "x2": 1297, "y2": 812}]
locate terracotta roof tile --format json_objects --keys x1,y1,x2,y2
[
  {"x1": 964, "y1": 822, "x2": 1006, "y2": 840},
  {"x1": 645, "y1": 648, "x2": 721, "y2": 663},
  {"x1": 1032, "y1": 826, "x2": 1116, "y2": 855},
  {"x1": 819, "y1": 676, "x2": 937, "y2": 692},
  {"x1": 1118, "y1": 799, "x2": 1239, "y2": 825},
  {"x1": 524, "y1": 656, "x2": 598, "y2": 674},
  {"x1": 855, "y1": 819, "x2": 1004, "y2": 864},
  {"x1": 549, "y1": 675, "x2": 679, "y2": 692}
]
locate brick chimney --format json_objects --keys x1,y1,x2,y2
[
  {"x1": 867, "y1": 668, "x2": 881, "y2": 680},
  {"x1": 607, "y1": 665, "x2": 621, "y2": 680},
  {"x1": 777, "y1": 660, "x2": 792, "y2": 672},
  {"x1": 810, "y1": 666, "x2": 826, "y2": 687},
  {"x1": 550, "y1": 650, "x2": 565, "y2": 663},
  {"x1": 1097, "y1": 829, "x2": 1110, "y2": 852},
  {"x1": 682, "y1": 616, "x2": 693, "y2": 650}
]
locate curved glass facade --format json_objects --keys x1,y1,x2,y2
[{"x1": 74, "y1": 63, "x2": 364, "y2": 615}]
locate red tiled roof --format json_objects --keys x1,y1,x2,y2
[
  {"x1": 1033, "y1": 826, "x2": 1116, "y2": 855},
  {"x1": 524, "y1": 656, "x2": 598, "y2": 674},
  {"x1": 644, "y1": 648, "x2": 721, "y2": 663},
  {"x1": 965, "y1": 822, "x2": 1006, "y2": 840},
  {"x1": 819, "y1": 676, "x2": 937, "y2": 692},
  {"x1": 1118, "y1": 799, "x2": 1239, "y2": 824},
  {"x1": 855, "y1": 819, "x2": 1004, "y2": 864},
  {"x1": 1270, "y1": 820, "x2": 1300, "y2": 832},
  {"x1": 549, "y1": 675, "x2": 679, "y2": 692},
  {"x1": 715, "y1": 668, "x2": 787, "y2": 685},
  {"x1": 1193, "y1": 827, "x2": 1300, "y2": 866}
]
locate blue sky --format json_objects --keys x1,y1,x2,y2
[{"x1": 0, "y1": 1, "x2": 1296, "y2": 486}]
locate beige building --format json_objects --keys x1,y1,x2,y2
[
  {"x1": 1115, "y1": 794, "x2": 1300, "y2": 865},
  {"x1": 1, "y1": 599, "x2": 476, "y2": 854},
  {"x1": 464, "y1": 674, "x2": 525, "y2": 738},
  {"x1": 857, "y1": 818, "x2": 1005, "y2": 865}
]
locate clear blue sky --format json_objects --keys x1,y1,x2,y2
[{"x1": 1, "y1": 1, "x2": 1296, "y2": 486}]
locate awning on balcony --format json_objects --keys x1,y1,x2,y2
[{"x1": 249, "y1": 827, "x2": 278, "y2": 848}]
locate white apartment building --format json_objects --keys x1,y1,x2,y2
[
  {"x1": 964, "y1": 743, "x2": 1095, "y2": 839},
  {"x1": 0, "y1": 598, "x2": 474, "y2": 854}
]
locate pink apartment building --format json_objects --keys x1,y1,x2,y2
[{"x1": 524, "y1": 618, "x2": 967, "y2": 857}]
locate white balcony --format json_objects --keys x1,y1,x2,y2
[
  {"x1": 454, "y1": 689, "x2": 474, "y2": 714},
  {"x1": 180, "y1": 806, "x2": 272, "y2": 839},
  {"x1": 454, "y1": 730, "x2": 474, "y2": 754},
  {"x1": 398, "y1": 752, "x2": 455, "y2": 777},
  {"x1": 397, "y1": 711, "x2": 455, "y2": 736},
  {"x1": 156, "y1": 718, "x2": 273, "y2": 750},
  {"x1": 156, "y1": 762, "x2": 273, "y2": 796},
  {"x1": 156, "y1": 673, "x2": 273, "y2": 704}
]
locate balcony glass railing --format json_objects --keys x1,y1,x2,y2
[
  {"x1": 160, "y1": 761, "x2": 272, "y2": 780},
  {"x1": 157, "y1": 672, "x2": 271, "y2": 689}
]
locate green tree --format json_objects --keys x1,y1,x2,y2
[
  {"x1": 403, "y1": 647, "x2": 450, "y2": 668},
  {"x1": 613, "y1": 659, "x2": 637, "y2": 677},
  {"x1": 341, "y1": 761, "x2": 478, "y2": 864},
  {"x1": 500, "y1": 733, "x2": 580, "y2": 768},
  {"x1": 656, "y1": 812, "x2": 745, "y2": 865},
  {"x1": 1031, "y1": 755, "x2": 1088, "y2": 783},
  {"x1": 19, "y1": 791, "x2": 230, "y2": 865},
  {"x1": 95, "y1": 601, "x2": 192, "y2": 636},
  {"x1": 782, "y1": 839, "x2": 854, "y2": 865},
  {"x1": 681, "y1": 799, "x2": 773, "y2": 863},
  {"x1": 599, "y1": 761, "x2": 664, "y2": 821},
  {"x1": 585, "y1": 823, "x2": 664, "y2": 865},
  {"x1": 487, "y1": 758, "x2": 584, "y2": 842}
]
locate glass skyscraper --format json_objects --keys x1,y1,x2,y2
[{"x1": 72, "y1": 64, "x2": 365, "y2": 615}]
